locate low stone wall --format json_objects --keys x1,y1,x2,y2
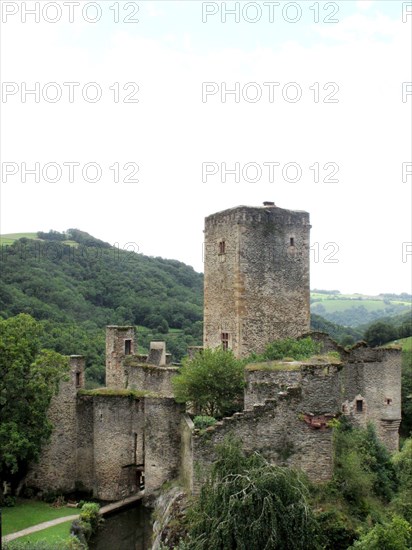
[{"x1": 193, "y1": 391, "x2": 334, "y2": 494}]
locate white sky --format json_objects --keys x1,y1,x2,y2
[{"x1": 0, "y1": 0, "x2": 411, "y2": 295}]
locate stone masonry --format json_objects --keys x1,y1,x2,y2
[
  {"x1": 26, "y1": 203, "x2": 402, "y2": 502},
  {"x1": 204, "y1": 203, "x2": 311, "y2": 358}
]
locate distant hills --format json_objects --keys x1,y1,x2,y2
[
  {"x1": 0, "y1": 231, "x2": 410, "y2": 386},
  {"x1": 311, "y1": 289, "x2": 411, "y2": 327}
]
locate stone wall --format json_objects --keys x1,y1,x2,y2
[
  {"x1": 204, "y1": 204, "x2": 311, "y2": 358},
  {"x1": 193, "y1": 391, "x2": 334, "y2": 494},
  {"x1": 245, "y1": 346, "x2": 402, "y2": 453},
  {"x1": 26, "y1": 356, "x2": 85, "y2": 493},
  {"x1": 106, "y1": 326, "x2": 135, "y2": 389},
  {"x1": 92, "y1": 395, "x2": 145, "y2": 501},
  {"x1": 123, "y1": 357, "x2": 179, "y2": 397},
  {"x1": 340, "y1": 347, "x2": 402, "y2": 451},
  {"x1": 245, "y1": 362, "x2": 342, "y2": 414},
  {"x1": 180, "y1": 415, "x2": 194, "y2": 493},
  {"x1": 76, "y1": 395, "x2": 94, "y2": 494},
  {"x1": 144, "y1": 397, "x2": 184, "y2": 496}
]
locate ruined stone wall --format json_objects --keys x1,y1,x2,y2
[
  {"x1": 123, "y1": 359, "x2": 179, "y2": 397},
  {"x1": 245, "y1": 363, "x2": 342, "y2": 413},
  {"x1": 144, "y1": 398, "x2": 184, "y2": 496},
  {"x1": 76, "y1": 395, "x2": 94, "y2": 494},
  {"x1": 245, "y1": 368, "x2": 302, "y2": 409},
  {"x1": 180, "y1": 415, "x2": 194, "y2": 493},
  {"x1": 204, "y1": 205, "x2": 310, "y2": 358},
  {"x1": 193, "y1": 392, "x2": 334, "y2": 494},
  {"x1": 106, "y1": 326, "x2": 135, "y2": 389},
  {"x1": 340, "y1": 348, "x2": 402, "y2": 451},
  {"x1": 92, "y1": 395, "x2": 145, "y2": 501},
  {"x1": 245, "y1": 347, "x2": 402, "y2": 453},
  {"x1": 26, "y1": 356, "x2": 85, "y2": 493}
]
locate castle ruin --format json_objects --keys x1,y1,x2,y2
[{"x1": 26, "y1": 203, "x2": 402, "y2": 501}]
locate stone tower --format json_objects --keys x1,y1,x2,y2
[
  {"x1": 106, "y1": 326, "x2": 135, "y2": 389},
  {"x1": 203, "y1": 202, "x2": 311, "y2": 358}
]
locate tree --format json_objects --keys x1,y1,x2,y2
[
  {"x1": 185, "y1": 438, "x2": 321, "y2": 550},
  {"x1": 172, "y1": 348, "x2": 244, "y2": 418},
  {"x1": 364, "y1": 321, "x2": 397, "y2": 347},
  {"x1": 350, "y1": 516, "x2": 412, "y2": 550},
  {"x1": 392, "y1": 438, "x2": 412, "y2": 522},
  {"x1": 0, "y1": 314, "x2": 68, "y2": 494}
]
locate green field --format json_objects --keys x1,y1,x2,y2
[
  {"x1": 312, "y1": 299, "x2": 410, "y2": 314},
  {"x1": 0, "y1": 233, "x2": 79, "y2": 248},
  {"x1": 1, "y1": 499, "x2": 79, "y2": 536},
  {"x1": 0, "y1": 233, "x2": 39, "y2": 246}
]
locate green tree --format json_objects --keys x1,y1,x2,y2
[
  {"x1": 172, "y1": 348, "x2": 244, "y2": 418},
  {"x1": 185, "y1": 439, "x2": 321, "y2": 550},
  {"x1": 392, "y1": 438, "x2": 412, "y2": 522},
  {"x1": 364, "y1": 321, "x2": 397, "y2": 347},
  {"x1": 401, "y1": 347, "x2": 412, "y2": 437},
  {"x1": 0, "y1": 314, "x2": 68, "y2": 494},
  {"x1": 350, "y1": 516, "x2": 412, "y2": 549},
  {"x1": 333, "y1": 420, "x2": 397, "y2": 512}
]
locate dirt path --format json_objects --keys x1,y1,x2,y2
[{"x1": 2, "y1": 493, "x2": 144, "y2": 544}]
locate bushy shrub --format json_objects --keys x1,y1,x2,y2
[
  {"x1": 315, "y1": 509, "x2": 357, "y2": 549},
  {"x1": 79, "y1": 502, "x2": 101, "y2": 533},
  {"x1": 250, "y1": 337, "x2": 322, "y2": 362},
  {"x1": 3, "y1": 495, "x2": 16, "y2": 507},
  {"x1": 172, "y1": 348, "x2": 244, "y2": 418},
  {"x1": 193, "y1": 416, "x2": 216, "y2": 430},
  {"x1": 70, "y1": 502, "x2": 102, "y2": 546},
  {"x1": 4, "y1": 537, "x2": 85, "y2": 550}
]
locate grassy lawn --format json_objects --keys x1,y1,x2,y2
[
  {"x1": 6, "y1": 521, "x2": 75, "y2": 546},
  {"x1": 2, "y1": 499, "x2": 79, "y2": 536}
]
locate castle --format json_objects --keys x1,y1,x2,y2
[{"x1": 26, "y1": 203, "x2": 402, "y2": 501}]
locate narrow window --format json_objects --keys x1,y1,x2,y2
[
  {"x1": 219, "y1": 240, "x2": 226, "y2": 254},
  {"x1": 221, "y1": 332, "x2": 229, "y2": 351},
  {"x1": 75, "y1": 372, "x2": 81, "y2": 388},
  {"x1": 290, "y1": 237, "x2": 294, "y2": 246},
  {"x1": 134, "y1": 433, "x2": 138, "y2": 464},
  {"x1": 125, "y1": 339, "x2": 132, "y2": 355},
  {"x1": 356, "y1": 399, "x2": 363, "y2": 413},
  {"x1": 386, "y1": 398, "x2": 392, "y2": 405}
]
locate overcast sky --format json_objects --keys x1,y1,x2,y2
[{"x1": 1, "y1": 0, "x2": 411, "y2": 295}]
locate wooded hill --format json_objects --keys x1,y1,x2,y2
[
  {"x1": 0, "y1": 230, "x2": 203, "y2": 386},
  {"x1": 0, "y1": 230, "x2": 410, "y2": 386}
]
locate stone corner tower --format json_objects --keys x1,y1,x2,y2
[
  {"x1": 203, "y1": 202, "x2": 311, "y2": 358},
  {"x1": 106, "y1": 325, "x2": 135, "y2": 389}
]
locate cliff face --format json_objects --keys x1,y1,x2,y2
[{"x1": 151, "y1": 486, "x2": 188, "y2": 550}]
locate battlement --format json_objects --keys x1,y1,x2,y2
[{"x1": 205, "y1": 204, "x2": 310, "y2": 227}]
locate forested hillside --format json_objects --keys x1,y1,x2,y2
[
  {"x1": 1, "y1": 232, "x2": 410, "y2": 387},
  {"x1": 0, "y1": 230, "x2": 203, "y2": 386}
]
